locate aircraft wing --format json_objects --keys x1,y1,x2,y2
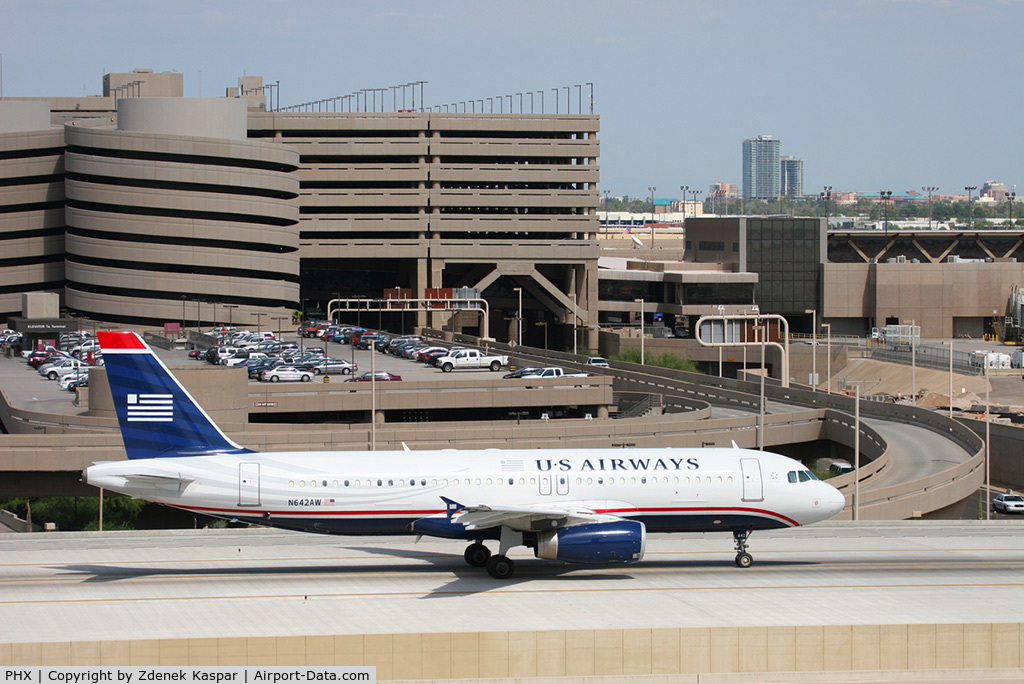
[{"x1": 452, "y1": 502, "x2": 628, "y2": 532}]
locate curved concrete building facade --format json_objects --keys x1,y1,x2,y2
[
  {"x1": 63, "y1": 101, "x2": 301, "y2": 326},
  {"x1": 0, "y1": 102, "x2": 66, "y2": 318}
]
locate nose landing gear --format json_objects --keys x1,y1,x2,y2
[{"x1": 733, "y1": 529, "x2": 753, "y2": 568}]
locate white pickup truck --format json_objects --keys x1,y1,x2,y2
[
  {"x1": 436, "y1": 349, "x2": 509, "y2": 372},
  {"x1": 520, "y1": 367, "x2": 590, "y2": 379}
]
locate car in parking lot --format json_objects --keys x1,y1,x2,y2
[
  {"x1": 59, "y1": 370, "x2": 89, "y2": 390},
  {"x1": 346, "y1": 371, "x2": 402, "y2": 382},
  {"x1": 313, "y1": 358, "x2": 358, "y2": 375},
  {"x1": 259, "y1": 366, "x2": 314, "y2": 383},
  {"x1": 503, "y1": 367, "x2": 542, "y2": 379},
  {"x1": 993, "y1": 493, "x2": 1024, "y2": 514}
]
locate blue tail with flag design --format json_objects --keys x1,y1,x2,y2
[{"x1": 97, "y1": 331, "x2": 254, "y2": 459}]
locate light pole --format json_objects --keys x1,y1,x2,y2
[
  {"x1": 965, "y1": 186, "x2": 977, "y2": 229},
  {"x1": 822, "y1": 323, "x2": 832, "y2": 393},
  {"x1": 820, "y1": 186, "x2": 832, "y2": 229},
  {"x1": 804, "y1": 308, "x2": 817, "y2": 390},
  {"x1": 758, "y1": 323, "x2": 766, "y2": 451},
  {"x1": 536, "y1": 321, "x2": 549, "y2": 364},
  {"x1": 224, "y1": 304, "x2": 238, "y2": 327},
  {"x1": 922, "y1": 186, "x2": 939, "y2": 229},
  {"x1": 635, "y1": 298, "x2": 645, "y2": 365},
  {"x1": 688, "y1": 189, "x2": 703, "y2": 217},
  {"x1": 986, "y1": 359, "x2": 990, "y2": 520},
  {"x1": 513, "y1": 287, "x2": 522, "y2": 346},
  {"x1": 272, "y1": 316, "x2": 287, "y2": 340},
  {"x1": 680, "y1": 185, "x2": 688, "y2": 217},
  {"x1": 911, "y1": 318, "x2": 917, "y2": 405},
  {"x1": 603, "y1": 189, "x2": 610, "y2": 239},
  {"x1": 1008, "y1": 191, "x2": 1017, "y2": 226},
  {"x1": 880, "y1": 190, "x2": 892, "y2": 234},
  {"x1": 943, "y1": 340, "x2": 953, "y2": 419},
  {"x1": 854, "y1": 384, "x2": 860, "y2": 520},
  {"x1": 255, "y1": 312, "x2": 265, "y2": 333},
  {"x1": 648, "y1": 186, "x2": 657, "y2": 247}
]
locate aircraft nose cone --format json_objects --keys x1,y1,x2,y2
[{"x1": 826, "y1": 484, "x2": 847, "y2": 517}]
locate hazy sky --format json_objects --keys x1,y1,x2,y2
[{"x1": 4, "y1": 0, "x2": 1021, "y2": 199}]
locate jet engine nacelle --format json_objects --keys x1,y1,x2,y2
[{"x1": 535, "y1": 520, "x2": 646, "y2": 564}]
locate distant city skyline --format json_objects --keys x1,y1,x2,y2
[{"x1": 3, "y1": 0, "x2": 1020, "y2": 197}]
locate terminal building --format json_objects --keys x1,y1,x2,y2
[{"x1": 0, "y1": 69, "x2": 600, "y2": 349}]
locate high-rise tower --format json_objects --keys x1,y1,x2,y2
[{"x1": 742, "y1": 135, "x2": 781, "y2": 200}]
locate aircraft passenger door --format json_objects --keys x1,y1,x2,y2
[
  {"x1": 239, "y1": 462, "x2": 261, "y2": 507},
  {"x1": 556, "y1": 473, "x2": 570, "y2": 496},
  {"x1": 538, "y1": 474, "x2": 553, "y2": 496},
  {"x1": 740, "y1": 458, "x2": 763, "y2": 502}
]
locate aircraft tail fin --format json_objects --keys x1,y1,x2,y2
[{"x1": 97, "y1": 331, "x2": 254, "y2": 460}]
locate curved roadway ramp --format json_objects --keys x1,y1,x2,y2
[{"x1": 3, "y1": 525, "x2": 1024, "y2": 679}]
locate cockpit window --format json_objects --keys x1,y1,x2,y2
[
  {"x1": 788, "y1": 471, "x2": 798, "y2": 483},
  {"x1": 798, "y1": 471, "x2": 810, "y2": 482}
]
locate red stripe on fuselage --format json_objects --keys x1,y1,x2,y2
[{"x1": 172, "y1": 504, "x2": 799, "y2": 526}]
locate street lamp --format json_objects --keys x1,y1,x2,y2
[
  {"x1": 822, "y1": 322, "x2": 832, "y2": 393},
  {"x1": 820, "y1": 186, "x2": 832, "y2": 229},
  {"x1": 513, "y1": 287, "x2": 522, "y2": 346},
  {"x1": 648, "y1": 186, "x2": 657, "y2": 247},
  {"x1": 536, "y1": 321, "x2": 549, "y2": 364},
  {"x1": 879, "y1": 190, "x2": 893, "y2": 235},
  {"x1": 911, "y1": 318, "x2": 917, "y2": 405},
  {"x1": 965, "y1": 186, "x2": 977, "y2": 230},
  {"x1": 922, "y1": 186, "x2": 939, "y2": 229},
  {"x1": 224, "y1": 304, "x2": 238, "y2": 327},
  {"x1": 634, "y1": 298, "x2": 645, "y2": 365},
  {"x1": 804, "y1": 308, "x2": 817, "y2": 391},
  {"x1": 603, "y1": 189, "x2": 610, "y2": 239},
  {"x1": 680, "y1": 185, "x2": 688, "y2": 217},
  {"x1": 1007, "y1": 191, "x2": 1017, "y2": 226},
  {"x1": 942, "y1": 340, "x2": 953, "y2": 419},
  {"x1": 255, "y1": 312, "x2": 265, "y2": 333},
  {"x1": 688, "y1": 189, "x2": 703, "y2": 217}
]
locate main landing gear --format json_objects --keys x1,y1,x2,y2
[
  {"x1": 464, "y1": 538, "x2": 516, "y2": 579},
  {"x1": 733, "y1": 530, "x2": 753, "y2": 568}
]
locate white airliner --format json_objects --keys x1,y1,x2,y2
[{"x1": 84, "y1": 331, "x2": 847, "y2": 579}]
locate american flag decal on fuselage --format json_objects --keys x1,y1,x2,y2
[{"x1": 126, "y1": 393, "x2": 173, "y2": 422}]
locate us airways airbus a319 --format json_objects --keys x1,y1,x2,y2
[{"x1": 84, "y1": 331, "x2": 847, "y2": 579}]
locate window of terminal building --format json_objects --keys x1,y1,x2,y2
[{"x1": 698, "y1": 241, "x2": 725, "y2": 252}]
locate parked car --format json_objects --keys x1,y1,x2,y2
[
  {"x1": 259, "y1": 366, "x2": 314, "y2": 383},
  {"x1": 66, "y1": 376, "x2": 89, "y2": 392},
  {"x1": 503, "y1": 367, "x2": 542, "y2": 379},
  {"x1": 313, "y1": 358, "x2": 357, "y2": 375},
  {"x1": 59, "y1": 371, "x2": 89, "y2": 390},
  {"x1": 993, "y1": 493, "x2": 1024, "y2": 514},
  {"x1": 346, "y1": 371, "x2": 402, "y2": 382},
  {"x1": 436, "y1": 349, "x2": 509, "y2": 372}
]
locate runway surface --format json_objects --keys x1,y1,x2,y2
[{"x1": 2, "y1": 522, "x2": 1024, "y2": 644}]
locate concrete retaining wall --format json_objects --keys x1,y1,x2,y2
[{"x1": 4, "y1": 623, "x2": 1023, "y2": 679}]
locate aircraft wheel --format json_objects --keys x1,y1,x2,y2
[
  {"x1": 464, "y1": 542, "x2": 491, "y2": 567},
  {"x1": 486, "y1": 554, "x2": 515, "y2": 579},
  {"x1": 735, "y1": 552, "x2": 753, "y2": 569}
]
